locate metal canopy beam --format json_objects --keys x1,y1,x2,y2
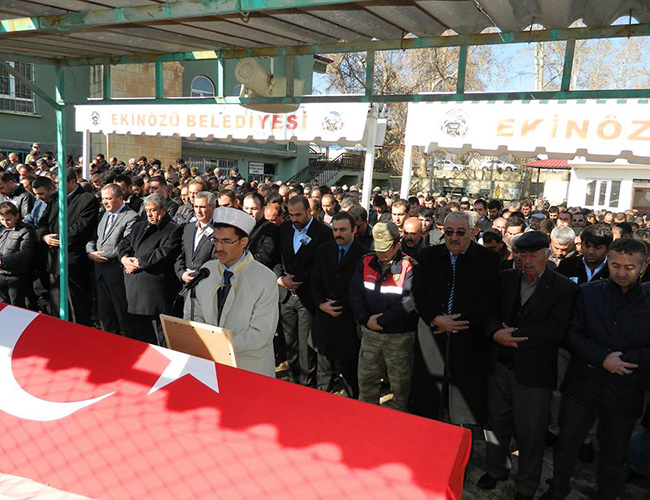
[
  {"x1": 51, "y1": 23, "x2": 650, "y2": 67},
  {"x1": 0, "y1": 0, "x2": 358, "y2": 35},
  {"x1": 68, "y1": 88, "x2": 650, "y2": 106}
]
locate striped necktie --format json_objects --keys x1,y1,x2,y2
[{"x1": 447, "y1": 254, "x2": 457, "y2": 315}]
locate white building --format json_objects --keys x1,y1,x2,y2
[{"x1": 567, "y1": 159, "x2": 650, "y2": 214}]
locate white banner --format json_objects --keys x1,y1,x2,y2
[
  {"x1": 405, "y1": 100, "x2": 650, "y2": 162},
  {"x1": 75, "y1": 103, "x2": 370, "y2": 145}
]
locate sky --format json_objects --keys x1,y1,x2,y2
[{"x1": 312, "y1": 16, "x2": 650, "y2": 95}]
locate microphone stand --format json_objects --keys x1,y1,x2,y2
[{"x1": 189, "y1": 286, "x2": 196, "y2": 322}]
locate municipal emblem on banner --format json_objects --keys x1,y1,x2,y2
[
  {"x1": 322, "y1": 110, "x2": 344, "y2": 133},
  {"x1": 91, "y1": 111, "x2": 101, "y2": 126},
  {"x1": 440, "y1": 109, "x2": 468, "y2": 138}
]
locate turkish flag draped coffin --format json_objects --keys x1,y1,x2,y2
[{"x1": 0, "y1": 304, "x2": 471, "y2": 499}]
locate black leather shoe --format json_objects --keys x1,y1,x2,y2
[
  {"x1": 514, "y1": 492, "x2": 533, "y2": 500},
  {"x1": 476, "y1": 473, "x2": 507, "y2": 490},
  {"x1": 578, "y1": 442, "x2": 594, "y2": 463}
]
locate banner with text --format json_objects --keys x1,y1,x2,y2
[
  {"x1": 76, "y1": 103, "x2": 370, "y2": 145},
  {"x1": 405, "y1": 99, "x2": 650, "y2": 162}
]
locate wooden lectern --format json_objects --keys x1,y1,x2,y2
[{"x1": 159, "y1": 314, "x2": 237, "y2": 368}]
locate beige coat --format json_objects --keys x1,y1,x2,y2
[{"x1": 190, "y1": 252, "x2": 278, "y2": 377}]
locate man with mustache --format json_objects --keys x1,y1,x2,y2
[
  {"x1": 311, "y1": 211, "x2": 367, "y2": 397},
  {"x1": 478, "y1": 231, "x2": 577, "y2": 499}
]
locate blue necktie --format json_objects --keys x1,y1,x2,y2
[{"x1": 338, "y1": 247, "x2": 345, "y2": 264}]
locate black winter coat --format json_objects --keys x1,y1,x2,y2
[
  {"x1": 310, "y1": 240, "x2": 366, "y2": 359},
  {"x1": 412, "y1": 241, "x2": 500, "y2": 425},
  {"x1": 36, "y1": 188, "x2": 99, "y2": 275},
  {"x1": 486, "y1": 269, "x2": 577, "y2": 389},
  {"x1": 563, "y1": 279, "x2": 650, "y2": 417},
  {"x1": 247, "y1": 218, "x2": 280, "y2": 269},
  {"x1": 118, "y1": 214, "x2": 183, "y2": 316}
]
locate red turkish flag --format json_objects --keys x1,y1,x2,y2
[{"x1": 0, "y1": 304, "x2": 470, "y2": 499}]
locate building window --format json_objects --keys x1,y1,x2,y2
[
  {"x1": 610, "y1": 181, "x2": 621, "y2": 208},
  {"x1": 0, "y1": 62, "x2": 36, "y2": 114},
  {"x1": 190, "y1": 76, "x2": 215, "y2": 98},
  {"x1": 186, "y1": 157, "x2": 236, "y2": 173},
  {"x1": 584, "y1": 179, "x2": 622, "y2": 209},
  {"x1": 585, "y1": 180, "x2": 596, "y2": 206}
]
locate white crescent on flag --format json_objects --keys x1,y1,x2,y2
[{"x1": 0, "y1": 306, "x2": 114, "y2": 421}]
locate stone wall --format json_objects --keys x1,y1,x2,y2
[{"x1": 89, "y1": 63, "x2": 184, "y2": 167}]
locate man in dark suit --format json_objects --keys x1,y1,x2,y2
[
  {"x1": 243, "y1": 192, "x2": 280, "y2": 269},
  {"x1": 86, "y1": 183, "x2": 138, "y2": 335},
  {"x1": 411, "y1": 211, "x2": 500, "y2": 426},
  {"x1": 174, "y1": 191, "x2": 217, "y2": 319},
  {"x1": 141, "y1": 175, "x2": 179, "y2": 218},
  {"x1": 556, "y1": 223, "x2": 611, "y2": 285},
  {"x1": 37, "y1": 167, "x2": 99, "y2": 325},
  {"x1": 173, "y1": 179, "x2": 205, "y2": 227},
  {"x1": 278, "y1": 195, "x2": 333, "y2": 386},
  {"x1": 348, "y1": 204, "x2": 373, "y2": 250},
  {"x1": 115, "y1": 174, "x2": 142, "y2": 213},
  {"x1": 118, "y1": 193, "x2": 182, "y2": 345},
  {"x1": 0, "y1": 171, "x2": 35, "y2": 219},
  {"x1": 478, "y1": 231, "x2": 577, "y2": 500},
  {"x1": 552, "y1": 223, "x2": 613, "y2": 457},
  {"x1": 310, "y1": 211, "x2": 367, "y2": 397}
]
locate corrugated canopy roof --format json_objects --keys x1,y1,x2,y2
[{"x1": 1, "y1": 0, "x2": 649, "y2": 64}]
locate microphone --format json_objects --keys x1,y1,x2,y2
[{"x1": 179, "y1": 267, "x2": 211, "y2": 295}]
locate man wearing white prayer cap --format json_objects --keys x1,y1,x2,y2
[{"x1": 188, "y1": 207, "x2": 279, "y2": 377}]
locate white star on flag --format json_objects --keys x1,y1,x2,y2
[{"x1": 148, "y1": 346, "x2": 220, "y2": 395}]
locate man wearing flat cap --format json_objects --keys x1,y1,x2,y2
[
  {"x1": 478, "y1": 231, "x2": 577, "y2": 500},
  {"x1": 190, "y1": 207, "x2": 279, "y2": 377}
]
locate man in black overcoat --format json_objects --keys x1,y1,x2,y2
[
  {"x1": 243, "y1": 192, "x2": 280, "y2": 269},
  {"x1": 37, "y1": 167, "x2": 99, "y2": 325},
  {"x1": 118, "y1": 193, "x2": 182, "y2": 345},
  {"x1": 411, "y1": 210, "x2": 499, "y2": 426},
  {"x1": 310, "y1": 211, "x2": 367, "y2": 397}
]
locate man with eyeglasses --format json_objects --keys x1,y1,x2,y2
[
  {"x1": 571, "y1": 212, "x2": 587, "y2": 229},
  {"x1": 191, "y1": 207, "x2": 279, "y2": 377},
  {"x1": 411, "y1": 211, "x2": 500, "y2": 428}
]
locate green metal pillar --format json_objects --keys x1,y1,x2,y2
[
  {"x1": 155, "y1": 61, "x2": 164, "y2": 99},
  {"x1": 55, "y1": 62, "x2": 69, "y2": 321},
  {"x1": 456, "y1": 45, "x2": 467, "y2": 94}
]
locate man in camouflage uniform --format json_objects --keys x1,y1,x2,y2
[{"x1": 349, "y1": 221, "x2": 418, "y2": 411}]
